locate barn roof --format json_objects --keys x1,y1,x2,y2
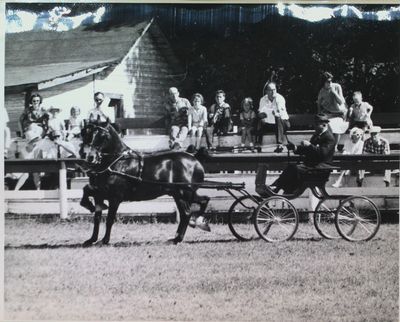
[{"x1": 5, "y1": 20, "x2": 150, "y2": 87}]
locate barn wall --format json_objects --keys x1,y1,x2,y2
[
  {"x1": 98, "y1": 22, "x2": 185, "y2": 119},
  {"x1": 39, "y1": 75, "x2": 96, "y2": 121}
]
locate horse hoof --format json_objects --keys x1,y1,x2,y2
[
  {"x1": 167, "y1": 237, "x2": 182, "y2": 245},
  {"x1": 102, "y1": 238, "x2": 110, "y2": 245},
  {"x1": 83, "y1": 239, "x2": 96, "y2": 247}
]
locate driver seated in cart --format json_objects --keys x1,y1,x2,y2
[{"x1": 258, "y1": 113, "x2": 336, "y2": 195}]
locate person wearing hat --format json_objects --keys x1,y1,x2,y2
[
  {"x1": 265, "y1": 113, "x2": 336, "y2": 194},
  {"x1": 332, "y1": 127, "x2": 364, "y2": 188},
  {"x1": 48, "y1": 106, "x2": 66, "y2": 140},
  {"x1": 359, "y1": 126, "x2": 391, "y2": 187}
]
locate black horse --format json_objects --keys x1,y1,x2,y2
[{"x1": 79, "y1": 121, "x2": 210, "y2": 246}]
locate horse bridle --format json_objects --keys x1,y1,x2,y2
[{"x1": 85, "y1": 124, "x2": 144, "y2": 180}]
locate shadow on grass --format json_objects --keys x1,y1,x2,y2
[{"x1": 4, "y1": 238, "x2": 245, "y2": 250}]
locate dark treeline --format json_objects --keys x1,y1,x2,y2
[{"x1": 166, "y1": 14, "x2": 400, "y2": 116}]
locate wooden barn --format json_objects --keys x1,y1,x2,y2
[{"x1": 5, "y1": 19, "x2": 184, "y2": 136}]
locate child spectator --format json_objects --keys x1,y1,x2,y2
[
  {"x1": 239, "y1": 97, "x2": 256, "y2": 148},
  {"x1": 348, "y1": 91, "x2": 373, "y2": 131},
  {"x1": 359, "y1": 126, "x2": 391, "y2": 187},
  {"x1": 48, "y1": 106, "x2": 66, "y2": 139},
  {"x1": 66, "y1": 106, "x2": 84, "y2": 153},
  {"x1": 188, "y1": 93, "x2": 207, "y2": 150},
  {"x1": 209, "y1": 90, "x2": 232, "y2": 147},
  {"x1": 332, "y1": 127, "x2": 364, "y2": 188}
]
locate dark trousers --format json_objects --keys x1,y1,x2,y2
[
  {"x1": 256, "y1": 122, "x2": 274, "y2": 145},
  {"x1": 273, "y1": 163, "x2": 331, "y2": 194}
]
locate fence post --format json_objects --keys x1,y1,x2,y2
[{"x1": 59, "y1": 161, "x2": 69, "y2": 220}]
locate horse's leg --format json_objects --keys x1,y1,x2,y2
[
  {"x1": 171, "y1": 195, "x2": 191, "y2": 244},
  {"x1": 192, "y1": 191, "x2": 211, "y2": 232},
  {"x1": 193, "y1": 191, "x2": 210, "y2": 217},
  {"x1": 80, "y1": 184, "x2": 95, "y2": 213},
  {"x1": 83, "y1": 196, "x2": 104, "y2": 247},
  {"x1": 102, "y1": 199, "x2": 121, "y2": 245}
]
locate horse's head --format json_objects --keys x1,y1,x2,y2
[{"x1": 81, "y1": 121, "x2": 116, "y2": 165}]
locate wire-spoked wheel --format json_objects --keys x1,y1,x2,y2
[
  {"x1": 335, "y1": 196, "x2": 381, "y2": 242},
  {"x1": 228, "y1": 195, "x2": 262, "y2": 241},
  {"x1": 313, "y1": 198, "x2": 342, "y2": 239},
  {"x1": 254, "y1": 196, "x2": 299, "y2": 242}
]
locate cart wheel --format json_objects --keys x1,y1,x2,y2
[
  {"x1": 313, "y1": 198, "x2": 341, "y2": 239},
  {"x1": 335, "y1": 196, "x2": 381, "y2": 242},
  {"x1": 228, "y1": 195, "x2": 262, "y2": 241},
  {"x1": 254, "y1": 196, "x2": 299, "y2": 242}
]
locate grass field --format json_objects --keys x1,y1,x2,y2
[{"x1": 4, "y1": 220, "x2": 399, "y2": 321}]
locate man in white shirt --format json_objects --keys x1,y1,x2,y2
[
  {"x1": 87, "y1": 92, "x2": 120, "y2": 132},
  {"x1": 257, "y1": 82, "x2": 290, "y2": 152}
]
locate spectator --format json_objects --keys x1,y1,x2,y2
[
  {"x1": 332, "y1": 127, "x2": 364, "y2": 188},
  {"x1": 13, "y1": 131, "x2": 43, "y2": 190},
  {"x1": 66, "y1": 106, "x2": 84, "y2": 153},
  {"x1": 257, "y1": 82, "x2": 290, "y2": 152},
  {"x1": 39, "y1": 130, "x2": 78, "y2": 189},
  {"x1": 48, "y1": 106, "x2": 66, "y2": 139},
  {"x1": 317, "y1": 72, "x2": 348, "y2": 147},
  {"x1": 88, "y1": 92, "x2": 120, "y2": 132},
  {"x1": 239, "y1": 97, "x2": 256, "y2": 148},
  {"x1": 188, "y1": 93, "x2": 207, "y2": 150},
  {"x1": 359, "y1": 126, "x2": 391, "y2": 187},
  {"x1": 19, "y1": 93, "x2": 49, "y2": 139},
  {"x1": 348, "y1": 91, "x2": 373, "y2": 131},
  {"x1": 165, "y1": 87, "x2": 191, "y2": 149},
  {"x1": 209, "y1": 90, "x2": 232, "y2": 147},
  {"x1": 2, "y1": 106, "x2": 11, "y2": 158}
]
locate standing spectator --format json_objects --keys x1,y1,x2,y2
[
  {"x1": 317, "y1": 72, "x2": 348, "y2": 147},
  {"x1": 332, "y1": 127, "x2": 364, "y2": 188},
  {"x1": 209, "y1": 90, "x2": 232, "y2": 148},
  {"x1": 348, "y1": 91, "x2": 373, "y2": 131},
  {"x1": 239, "y1": 97, "x2": 256, "y2": 148},
  {"x1": 359, "y1": 126, "x2": 391, "y2": 187},
  {"x1": 257, "y1": 82, "x2": 290, "y2": 152},
  {"x1": 188, "y1": 93, "x2": 207, "y2": 150},
  {"x1": 2, "y1": 106, "x2": 11, "y2": 158},
  {"x1": 165, "y1": 87, "x2": 191, "y2": 149},
  {"x1": 20, "y1": 93, "x2": 49, "y2": 139},
  {"x1": 48, "y1": 106, "x2": 66, "y2": 139}
]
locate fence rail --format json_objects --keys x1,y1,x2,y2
[{"x1": 4, "y1": 153, "x2": 399, "y2": 219}]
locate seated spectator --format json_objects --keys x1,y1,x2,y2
[
  {"x1": 48, "y1": 106, "x2": 66, "y2": 139},
  {"x1": 19, "y1": 93, "x2": 49, "y2": 139},
  {"x1": 39, "y1": 130, "x2": 78, "y2": 189},
  {"x1": 165, "y1": 87, "x2": 191, "y2": 149},
  {"x1": 66, "y1": 106, "x2": 84, "y2": 153},
  {"x1": 13, "y1": 131, "x2": 44, "y2": 190},
  {"x1": 359, "y1": 126, "x2": 391, "y2": 187},
  {"x1": 332, "y1": 127, "x2": 364, "y2": 188},
  {"x1": 257, "y1": 82, "x2": 290, "y2": 152},
  {"x1": 239, "y1": 97, "x2": 256, "y2": 148},
  {"x1": 188, "y1": 93, "x2": 207, "y2": 150},
  {"x1": 348, "y1": 91, "x2": 373, "y2": 131},
  {"x1": 210, "y1": 90, "x2": 232, "y2": 147},
  {"x1": 317, "y1": 72, "x2": 348, "y2": 148},
  {"x1": 88, "y1": 92, "x2": 121, "y2": 133}
]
